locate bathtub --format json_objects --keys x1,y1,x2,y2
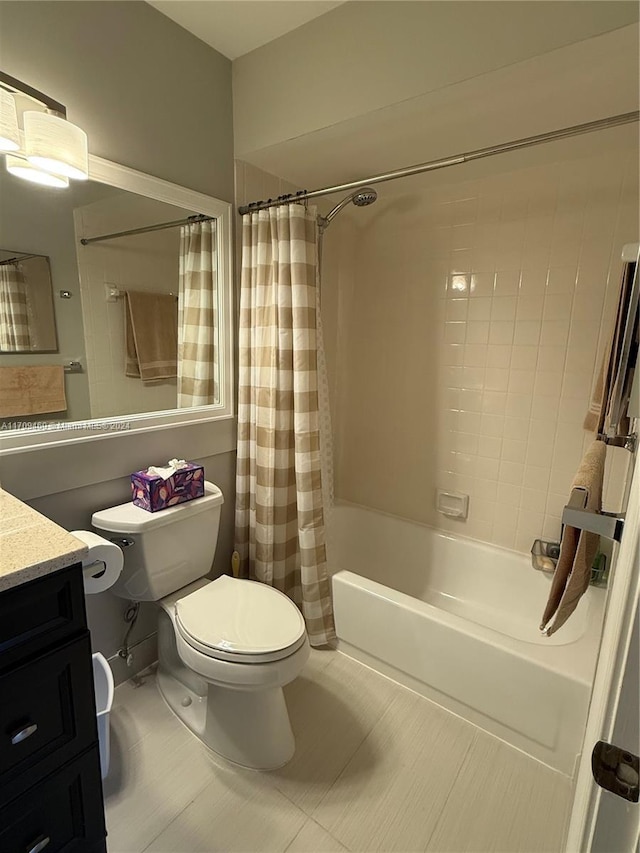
[{"x1": 328, "y1": 503, "x2": 606, "y2": 776}]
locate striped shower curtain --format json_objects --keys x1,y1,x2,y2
[
  {"x1": 177, "y1": 219, "x2": 218, "y2": 407},
  {"x1": 0, "y1": 263, "x2": 31, "y2": 351},
  {"x1": 235, "y1": 204, "x2": 336, "y2": 646}
]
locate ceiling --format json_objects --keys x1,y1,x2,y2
[
  {"x1": 147, "y1": 0, "x2": 344, "y2": 60},
  {"x1": 242, "y1": 25, "x2": 639, "y2": 193}
]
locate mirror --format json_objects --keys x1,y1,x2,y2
[
  {"x1": 0, "y1": 250, "x2": 58, "y2": 352},
  {"x1": 0, "y1": 156, "x2": 232, "y2": 431}
]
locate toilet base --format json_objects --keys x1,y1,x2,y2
[{"x1": 157, "y1": 666, "x2": 296, "y2": 770}]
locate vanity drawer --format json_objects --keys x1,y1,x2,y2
[
  {"x1": 0, "y1": 565, "x2": 86, "y2": 672},
  {"x1": 0, "y1": 634, "x2": 97, "y2": 793},
  {"x1": 0, "y1": 748, "x2": 106, "y2": 853}
]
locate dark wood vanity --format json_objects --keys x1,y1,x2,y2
[{"x1": 0, "y1": 491, "x2": 107, "y2": 853}]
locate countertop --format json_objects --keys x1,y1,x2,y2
[{"x1": 0, "y1": 487, "x2": 87, "y2": 592}]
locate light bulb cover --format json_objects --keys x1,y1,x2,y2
[
  {"x1": 0, "y1": 89, "x2": 21, "y2": 152},
  {"x1": 23, "y1": 110, "x2": 88, "y2": 180},
  {"x1": 6, "y1": 154, "x2": 69, "y2": 188}
]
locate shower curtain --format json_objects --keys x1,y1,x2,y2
[
  {"x1": 235, "y1": 204, "x2": 336, "y2": 646},
  {"x1": 177, "y1": 219, "x2": 218, "y2": 407},
  {"x1": 0, "y1": 263, "x2": 31, "y2": 351}
]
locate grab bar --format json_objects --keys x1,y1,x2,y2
[{"x1": 561, "y1": 490, "x2": 625, "y2": 543}]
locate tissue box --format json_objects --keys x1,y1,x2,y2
[{"x1": 131, "y1": 462, "x2": 205, "y2": 512}]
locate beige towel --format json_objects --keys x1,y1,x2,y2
[
  {"x1": 584, "y1": 263, "x2": 635, "y2": 435},
  {"x1": 125, "y1": 291, "x2": 177, "y2": 381},
  {"x1": 0, "y1": 365, "x2": 67, "y2": 417},
  {"x1": 540, "y1": 440, "x2": 607, "y2": 636}
]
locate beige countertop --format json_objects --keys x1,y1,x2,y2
[{"x1": 0, "y1": 488, "x2": 88, "y2": 592}]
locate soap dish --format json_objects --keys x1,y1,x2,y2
[{"x1": 531, "y1": 539, "x2": 560, "y2": 574}]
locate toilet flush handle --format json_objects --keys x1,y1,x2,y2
[{"x1": 109, "y1": 537, "x2": 135, "y2": 548}]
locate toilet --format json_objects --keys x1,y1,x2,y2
[{"x1": 91, "y1": 481, "x2": 309, "y2": 770}]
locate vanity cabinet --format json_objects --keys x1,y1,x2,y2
[{"x1": 0, "y1": 563, "x2": 107, "y2": 853}]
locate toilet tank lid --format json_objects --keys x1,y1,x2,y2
[{"x1": 91, "y1": 481, "x2": 223, "y2": 533}]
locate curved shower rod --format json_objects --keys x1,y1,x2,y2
[{"x1": 238, "y1": 110, "x2": 639, "y2": 215}]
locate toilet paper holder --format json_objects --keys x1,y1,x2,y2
[
  {"x1": 84, "y1": 560, "x2": 108, "y2": 579},
  {"x1": 71, "y1": 530, "x2": 124, "y2": 594}
]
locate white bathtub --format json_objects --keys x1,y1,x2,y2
[{"x1": 328, "y1": 503, "x2": 606, "y2": 776}]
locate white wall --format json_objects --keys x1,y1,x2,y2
[
  {"x1": 321, "y1": 139, "x2": 638, "y2": 553},
  {"x1": 233, "y1": 1, "x2": 639, "y2": 157}
]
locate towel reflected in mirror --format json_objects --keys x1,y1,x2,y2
[{"x1": 124, "y1": 290, "x2": 178, "y2": 382}]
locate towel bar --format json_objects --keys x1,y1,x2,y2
[
  {"x1": 561, "y1": 502, "x2": 625, "y2": 542},
  {"x1": 63, "y1": 361, "x2": 83, "y2": 374},
  {"x1": 105, "y1": 284, "x2": 177, "y2": 302},
  {"x1": 597, "y1": 432, "x2": 637, "y2": 453}
]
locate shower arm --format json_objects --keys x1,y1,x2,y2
[
  {"x1": 317, "y1": 196, "x2": 352, "y2": 230},
  {"x1": 238, "y1": 110, "x2": 639, "y2": 215}
]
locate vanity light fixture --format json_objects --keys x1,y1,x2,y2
[
  {"x1": 0, "y1": 71, "x2": 90, "y2": 187},
  {"x1": 23, "y1": 110, "x2": 88, "y2": 181},
  {"x1": 5, "y1": 153, "x2": 69, "y2": 188},
  {"x1": 0, "y1": 88, "x2": 20, "y2": 151}
]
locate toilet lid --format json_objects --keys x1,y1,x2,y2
[{"x1": 175, "y1": 575, "x2": 306, "y2": 661}]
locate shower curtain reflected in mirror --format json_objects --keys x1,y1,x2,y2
[
  {"x1": 0, "y1": 262, "x2": 32, "y2": 352},
  {"x1": 177, "y1": 219, "x2": 218, "y2": 407},
  {"x1": 235, "y1": 204, "x2": 335, "y2": 646}
]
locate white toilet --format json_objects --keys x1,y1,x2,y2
[{"x1": 91, "y1": 481, "x2": 310, "y2": 770}]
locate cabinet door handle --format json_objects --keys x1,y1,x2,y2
[
  {"x1": 10, "y1": 722, "x2": 38, "y2": 745},
  {"x1": 26, "y1": 836, "x2": 50, "y2": 853}
]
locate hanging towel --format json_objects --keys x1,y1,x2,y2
[
  {"x1": 124, "y1": 291, "x2": 177, "y2": 381},
  {"x1": 540, "y1": 440, "x2": 607, "y2": 637},
  {"x1": 584, "y1": 263, "x2": 636, "y2": 435},
  {"x1": 0, "y1": 365, "x2": 67, "y2": 417}
]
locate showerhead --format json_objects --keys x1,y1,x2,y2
[
  {"x1": 319, "y1": 187, "x2": 378, "y2": 230},
  {"x1": 351, "y1": 188, "x2": 378, "y2": 207}
]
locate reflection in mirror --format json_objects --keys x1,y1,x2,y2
[
  {"x1": 0, "y1": 251, "x2": 58, "y2": 352},
  {"x1": 0, "y1": 163, "x2": 222, "y2": 426},
  {"x1": 75, "y1": 194, "x2": 219, "y2": 419}
]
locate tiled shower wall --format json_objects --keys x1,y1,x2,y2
[{"x1": 322, "y1": 145, "x2": 638, "y2": 553}]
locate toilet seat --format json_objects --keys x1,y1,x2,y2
[{"x1": 174, "y1": 575, "x2": 307, "y2": 664}]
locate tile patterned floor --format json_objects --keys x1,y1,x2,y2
[{"x1": 104, "y1": 650, "x2": 572, "y2": 853}]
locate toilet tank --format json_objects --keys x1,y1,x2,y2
[{"x1": 91, "y1": 481, "x2": 224, "y2": 601}]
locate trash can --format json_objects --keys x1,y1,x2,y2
[{"x1": 92, "y1": 652, "x2": 114, "y2": 779}]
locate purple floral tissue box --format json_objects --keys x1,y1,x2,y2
[{"x1": 131, "y1": 462, "x2": 205, "y2": 512}]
